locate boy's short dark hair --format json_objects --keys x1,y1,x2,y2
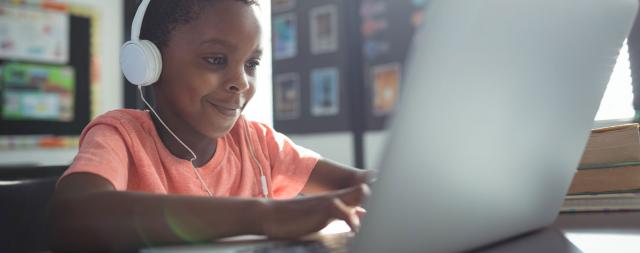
[{"x1": 138, "y1": 0, "x2": 259, "y2": 50}]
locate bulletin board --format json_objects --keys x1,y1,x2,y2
[
  {"x1": 271, "y1": 0, "x2": 353, "y2": 134},
  {"x1": 0, "y1": 6, "x2": 91, "y2": 137},
  {"x1": 360, "y1": 0, "x2": 427, "y2": 130},
  {"x1": 271, "y1": 0, "x2": 428, "y2": 134}
]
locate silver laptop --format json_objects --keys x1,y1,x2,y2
[
  {"x1": 143, "y1": 0, "x2": 637, "y2": 252},
  {"x1": 351, "y1": 0, "x2": 637, "y2": 252}
]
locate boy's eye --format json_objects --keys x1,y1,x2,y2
[
  {"x1": 245, "y1": 59, "x2": 261, "y2": 70},
  {"x1": 204, "y1": 56, "x2": 227, "y2": 65}
]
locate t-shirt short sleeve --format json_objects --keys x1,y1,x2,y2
[
  {"x1": 259, "y1": 123, "x2": 321, "y2": 198},
  {"x1": 61, "y1": 124, "x2": 130, "y2": 190}
]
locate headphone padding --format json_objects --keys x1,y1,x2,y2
[
  {"x1": 120, "y1": 40, "x2": 162, "y2": 86},
  {"x1": 140, "y1": 40, "x2": 163, "y2": 84}
]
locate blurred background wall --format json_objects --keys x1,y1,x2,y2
[{"x1": 0, "y1": 0, "x2": 638, "y2": 170}]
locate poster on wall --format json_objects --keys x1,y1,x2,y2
[
  {"x1": 275, "y1": 73, "x2": 301, "y2": 120},
  {"x1": 309, "y1": 4, "x2": 338, "y2": 55},
  {"x1": 1, "y1": 62, "x2": 76, "y2": 122},
  {"x1": 271, "y1": 1, "x2": 351, "y2": 134},
  {"x1": 371, "y1": 63, "x2": 400, "y2": 116},
  {"x1": 272, "y1": 0, "x2": 296, "y2": 13},
  {"x1": 0, "y1": 5, "x2": 69, "y2": 64},
  {"x1": 311, "y1": 67, "x2": 340, "y2": 117},
  {"x1": 360, "y1": 0, "x2": 427, "y2": 130},
  {"x1": 273, "y1": 13, "x2": 297, "y2": 60}
]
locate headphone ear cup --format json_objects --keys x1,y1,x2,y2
[
  {"x1": 140, "y1": 40, "x2": 163, "y2": 83},
  {"x1": 120, "y1": 40, "x2": 163, "y2": 86}
]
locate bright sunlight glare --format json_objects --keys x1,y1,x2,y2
[
  {"x1": 564, "y1": 232, "x2": 640, "y2": 253},
  {"x1": 594, "y1": 40, "x2": 635, "y2": 121}
]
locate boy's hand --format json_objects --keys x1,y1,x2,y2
[{"x1": 259, "y1": 184, "x2": 370, "y2": 239}]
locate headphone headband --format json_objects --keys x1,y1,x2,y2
[
  {"x1": 131, "y1": 0, "x2": 151, "y2": 41},
  {"x1": 121, "y1": 0, "x2": 161, "y2": 86}
]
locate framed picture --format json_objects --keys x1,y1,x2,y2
[
  {"x1": 311, "y1": 67, "x2": 340, "y2": 117},
  {"x1": 272, "y1": 0, "x2": 296, "y2": 13},
  {"x1": 0, "y1": 5, "x2": 70, "y2": 64},
  {"x1": 309, "y1": 5, "x2": 338, "y2": 55},
  {"x1": 371, "y1": 63, "x2": 401, "y2": 115},
  {"x1": 273, "y1": 13, "x2": 297, "y2": 60},
  {"x1": 274, "y1": 73, "x2": 301, "y2": 120}
]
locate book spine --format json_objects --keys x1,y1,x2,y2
[
  {"x1": 561, "y1": 194, "x2": 640, "y2": 212},
  {"x1": 578, "y1": 162, "x2": 640, "y2": 170}
]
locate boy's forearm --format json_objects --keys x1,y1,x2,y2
[
  {"x1": 355, "y1": 169, "x2": 377, "y2": 185},
  {"x1": 302, "y1": 159, "x2": 376, "y2": 195},
  {"x1": 49, "y1": 191, "x2": 267, "y2": 252}
]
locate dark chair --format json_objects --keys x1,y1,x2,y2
[{"x1": 0, "y1": 166, "x2": 67, "y2": 253}]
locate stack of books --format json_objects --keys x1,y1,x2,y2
[{"x1": 562, "y1": 123, "x2": 640, "y2": 212}]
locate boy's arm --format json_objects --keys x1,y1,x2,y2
[
  {"x1": 49, "y1": 173, "x2": 367, "y2": 252},
  {"x1": 301, "y1": 158, "x2": 376, "y2": 195}
]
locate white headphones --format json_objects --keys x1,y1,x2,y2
[
  {"x1": 120, "y1": 0, "x2": 270, "y2": 198},
  {"x1": 120, "y1": 0, "x2": 162, "y2": 86}
]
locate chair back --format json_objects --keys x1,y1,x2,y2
[{"x1": 0, "y1": 166, "x2": 66, "y2": 253}]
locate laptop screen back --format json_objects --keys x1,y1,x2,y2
[{"x1": 353, "y1": 0, "x2": 638, "y2": 252}]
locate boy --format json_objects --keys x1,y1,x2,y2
[{"x1": 48, "y1": 0, "x2": 372, "y2": 251}]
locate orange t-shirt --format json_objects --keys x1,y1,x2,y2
[{"x1": 61, "y1": 109, "x2": 320, "y2": 199}]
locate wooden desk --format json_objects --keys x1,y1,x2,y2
[{"x1": 143, "y1": 212, "x2": 640, "y2": 253}]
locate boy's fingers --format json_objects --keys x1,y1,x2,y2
[
  {"x1": 333, "y1": 184, "x2": 370, "y2": 207},
  {"x1": 355, "y1": 207, "x2": 367, "y2": 218},
  {"x1": 364, "y1": 170, "x2": 378, "y2": 184},
  {"x1": 331, "y1": 198, "x2": 360, "y2": 233}
]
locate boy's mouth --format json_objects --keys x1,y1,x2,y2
[{"x1": 207, "y1": 101, "x2": 240, "y2": 118}]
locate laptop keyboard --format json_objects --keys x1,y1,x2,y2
[{"x1": 237, "y1": 233, "x2": 353, "y2": 253}]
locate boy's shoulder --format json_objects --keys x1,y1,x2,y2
[
  {"x1": 85, "y1": 109, "x2": 152, "y2": 134},
  {"x1": 240, "y1": 116, "x2": 275, "y2": 136},
  {"x1": 93, "y1": 109, "x2": 148, "y2": 124}
]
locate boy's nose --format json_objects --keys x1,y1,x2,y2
[
  {"x1": 226, "y1": 82, "x2": 248, "y2": 93},
  {"x1": 225, "y1": 73, "x2": 250, "y2": 93}
]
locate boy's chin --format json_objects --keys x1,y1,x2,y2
[{"x1": 199, "y1": 120, "x2": 239, "y2": 139}]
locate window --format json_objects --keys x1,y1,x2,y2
[
  {"x1": 242, "y1": 2, "x2": 274, "y2": 126},
  {"x1": 594, "y1": 39, "x2": 635, "y2": 121}
]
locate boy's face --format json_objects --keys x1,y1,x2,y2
[{"x1": 156, "y1": 0, "x2": 262, "y2": 138}]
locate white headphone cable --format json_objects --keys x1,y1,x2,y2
[
  {"x1": 137, "y1": 85, "x2": 214, "y2": 197},
  {"x1": 242, "y1": 116, "x2": 269, "y2": 198}
]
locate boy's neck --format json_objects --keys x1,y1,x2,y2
[{"x1": 149, "y1": 109, "x2": 217, "y2": 168}]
